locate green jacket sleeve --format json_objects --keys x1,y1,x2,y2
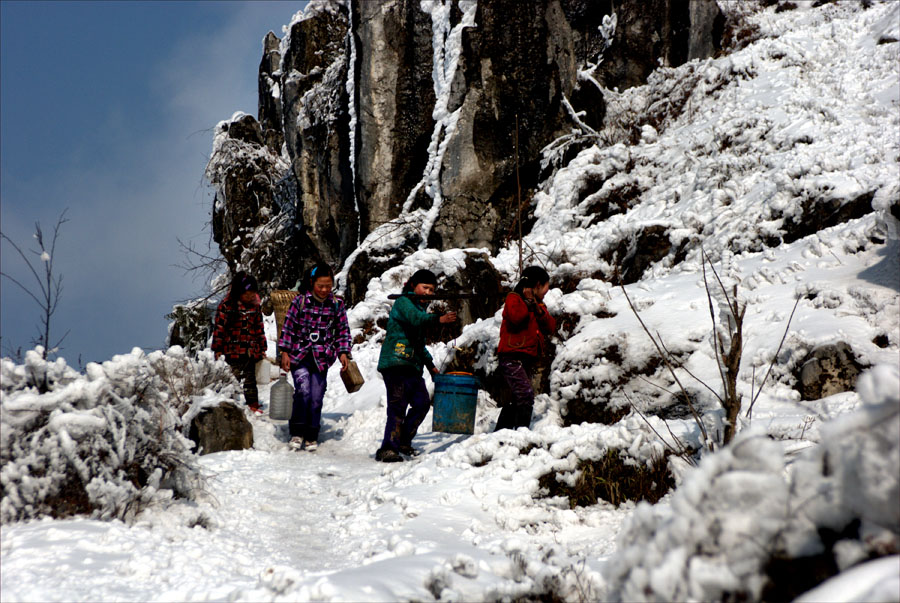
[
  {"x1": 395, "y1": 297, "x2": 437, "y2": 369},
  {"x1": 394, "y1": 296, "x2": 439, "y2": 327}
]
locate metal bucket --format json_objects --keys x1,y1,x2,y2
[
  {"x1": 432, "y1": 372, "x2": 479, "y2": 434},
  {"x1": 269, "y1": 374, "x2": 293, "y2": 420}
]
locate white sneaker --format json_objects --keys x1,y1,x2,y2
[
  {"x1": 304, "y1": 441, "x2": 318, "y2": 452},
  {"x1": 289, "y1": 437, "x2": 304, "y2": 450}
]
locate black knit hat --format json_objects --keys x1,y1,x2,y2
[{"x1": 404, "y1": 269, "x2": 438, "y2": 292}]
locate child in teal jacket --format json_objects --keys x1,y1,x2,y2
[{"x1": 376, "y1": 269, "x2": 457, "y2": 462}]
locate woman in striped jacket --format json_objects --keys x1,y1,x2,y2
[{"x1": 278, "y1": 263, "x2": 351, "y2": 451}]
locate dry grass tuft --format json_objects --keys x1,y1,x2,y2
[{"x1": 539, "y1": 449, "x2": 674, "y2": 508}]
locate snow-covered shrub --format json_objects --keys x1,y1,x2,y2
[
  {"x1": 549, "y1": 325, "x2": 673, "y2": 428},
  {"x1": 166, "y1": 299, "x2": 215, "y2": 354},
  {"x1": 604, "y1": 364, "x2": 900, "y2": 602},
  {"x1": 787, "y1": 364, "x2": 900, "y2": 564},
  {"x1": 148, "y1": 346, "x2": 240, "y2": 420},
  {"x1": 0, "y1": 346, "x2": 240, "y2": 524},
  {"x1": 0, "y1": 346, "x2": 81, "y2": 394}
]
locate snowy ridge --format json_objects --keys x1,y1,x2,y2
[{"x1": 496, "y1": 2, "x2": 899, "y2": 282}]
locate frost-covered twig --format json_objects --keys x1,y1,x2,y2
[
  {"x1": 700, "y1": 248, "x2": 745, "y2": 444},
  {"x1": 562, "y1": 94, "x2": 600, "y2": 138}
]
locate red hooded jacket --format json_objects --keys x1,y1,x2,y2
[{"x1": 497, "y1": 292, "x2": 556, "y2": 358}]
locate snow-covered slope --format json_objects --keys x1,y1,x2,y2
[{"x1": 1, "y1": 2, "x2": 898, "y2": 601}]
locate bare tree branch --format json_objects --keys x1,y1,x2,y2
[
  {"x1": 620, "y1": 388, "x2": 696, "y2": 465},
  {"x1": 747, "y1": 295, "x2": 801, "y2": 420},
  {"x1": 0, "y1": 271, "x2": 45, "y2": 307},
  {"x1": 617, "y1": 272, "x2": 713, "y2": 450},
  {"x1": 0, "y1": 209, "x2": 69, "y2": 359},
  {"x1": 701, "y1": 252, "x2": 730, "y2": 396}
]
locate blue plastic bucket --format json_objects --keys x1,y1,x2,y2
[{"x1": 432, "y1": 372, "x2": 479, "y2": 434}]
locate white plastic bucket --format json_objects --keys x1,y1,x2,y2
[{"x1": 255, "y1": 359, "x2": 270, "y2": 384}]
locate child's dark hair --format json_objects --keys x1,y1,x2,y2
[
  {"x1": 303, "y1": 262, "x2": 335, "y2": 291},
  {"x1": 402, "y1": 269, "x2": 438, "y2": 293},
  {"x1": 224, "y1": 271, "x2": 258, "y2": 326},
  {"x1": 228, "y1": 271, "x2": 258, "y2": 299},
  {"x1": 513, "y1": 266, "x2": 550, "y2": 295}
]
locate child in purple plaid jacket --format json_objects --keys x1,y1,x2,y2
[{"x1": 278, "y1": 263, "x2": 351, "y2": 451}]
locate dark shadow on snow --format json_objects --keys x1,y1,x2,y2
[{"x1": 857, "y1": 239, "x2": 900, "y2": 292}]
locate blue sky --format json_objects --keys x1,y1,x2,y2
[{"x1": 1, "y1": 1, "x2": 306, "y2": 364}]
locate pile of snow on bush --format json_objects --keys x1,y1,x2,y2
[
  {"x1": 604, "y1": 364, "x2": 899, "y2": 602},
  {"x1": 1, "y1": 346, "x2": 240, "y2": 524}
]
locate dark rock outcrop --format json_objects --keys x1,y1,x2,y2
[
  {"x1": 602, "y1": 224, "x2": 689, "y2": 284},
  {"x1": 259, "y1": 31, "x2": 284, "y2": 152},
  {"x1": 589, "y1": 0, "x2": 723, "y2": 92},
  {"x1": 188, "y1": 402, "x2": 254, "y2": 455},
  {"x1": 208, "y1": 0, "x2": 723, "y2": 292},
  {"x1": 279, "y1": 3, "x2": 358, "y2": 270},
  {"x1": 781, "y1": 190, "x2": 876, "y2": 245},
  {"x1": 207, "y1": 113, "x2": 308, "y2": 292},
  {"x1": 355, "y1": 0, "x2": 437, "y2": 237},
  {"x1": 796, "y1": 342, "x2": 865, "y2": 401}
]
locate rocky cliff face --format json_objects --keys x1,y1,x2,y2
[{"x1": 208, "y1": 0, "x2": 723, "y2": 301}]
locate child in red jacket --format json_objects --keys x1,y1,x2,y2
[
  {"x1": 211, "y1": 271, "x2": 266, "y2": 413},
  {"x1": 495, "y1": 266, "x2": 556, "y2": 430}
]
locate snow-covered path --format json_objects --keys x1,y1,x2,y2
[
  {"x1": 1, "y1": 444, "x2": 404, "y2": 601},
  {"x1": 203, "y1": 448, "x2": 373, "y2": 574},
  {"x1": 1, "y1": 406, "x2": 627, "y2": 602}
]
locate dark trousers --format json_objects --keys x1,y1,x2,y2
[
  {"x1": 494, "y1": 355, "x2": 535, "y2": 431},
  {"x1": 289, "y1": 358, "x2": 327, "y2": 441},
  {"x1": 380, "y1": 369, "x2": 431, "y2": 452},
  {"x1": 228, "y1": 356, "x2": 259, "y2": 408}
]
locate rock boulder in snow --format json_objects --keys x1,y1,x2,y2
[
  {"x1": 797, "y1": 342, "x2": 864, "y2": 401},
  {"x1": 188, "y1": 402, "x2": 254, "y2": 455}
]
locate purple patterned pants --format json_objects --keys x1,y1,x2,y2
[
  {"x1": 494, "y1": 355, "x2": 535, "y2": 431},
  {"x1": 289, "y1": 357, "x2": 328, "y2": 441}
]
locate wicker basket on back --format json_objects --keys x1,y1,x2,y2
[{"x1": 270, "y1": 290, "x2": 300, "y2": 342}]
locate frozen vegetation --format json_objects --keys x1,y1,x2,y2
[{"x1": 2, "y1": 1, "x2": 898, "y2": 601}]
